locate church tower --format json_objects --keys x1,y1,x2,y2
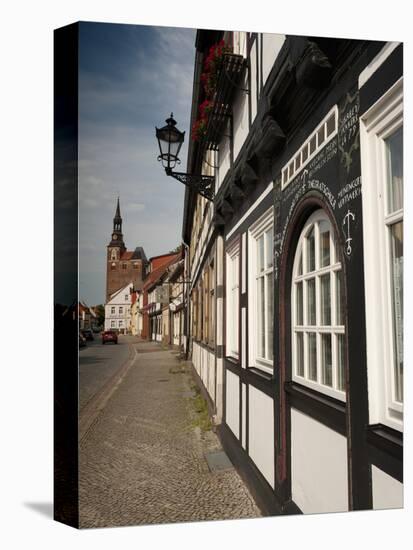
[
  {"x1": 106, "y1": 197, "x2": 147, "y2": 302},
  {"x1": 108, "y1": 197, "x2": 126, "y2": 252}
]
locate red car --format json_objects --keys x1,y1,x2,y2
[{"x1": 102, "y1": 330, "x2": 118, "y2": 345}]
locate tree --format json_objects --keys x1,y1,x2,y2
[{"x1": 95, "y1": 304, "x2": 105, "y2": 326}]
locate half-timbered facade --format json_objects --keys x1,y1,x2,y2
[{"x1": 182, "y1": 31, "x2": 403, "y2": 515}]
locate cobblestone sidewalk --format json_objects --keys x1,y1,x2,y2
[{"x1": 79, "y1": 341, "x2": 261, "y2": 528}]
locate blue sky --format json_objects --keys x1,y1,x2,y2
[{"x1": 78, "y1": 22, "x2": 196, "y2": 305}]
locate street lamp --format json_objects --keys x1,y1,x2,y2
[{"x1": 155, "y1": 113, "x2": 214, "y2": 201}]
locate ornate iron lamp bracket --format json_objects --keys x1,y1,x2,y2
[{"x1": 165, "y1": 168, "x2": 214, "y2": 201}]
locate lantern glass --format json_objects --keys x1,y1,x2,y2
[{"x1": 156, "y1": 114, "x2": 185, "y2": 170}]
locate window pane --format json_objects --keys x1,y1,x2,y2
[
  {"x1": 319, "y1": 220, "x2": 330, "y2": 267},
  {"x1": 258, "y1": 235, "x2": 264, "y2": 272},
  {"x1": 320, "y1": 274, "x2": 331, "y2": 325},
  {"x1": 317, "y1": 125, "x2": 325, "y2": 147},
  {"x1": 302, "y1": 145, "x2": 308, "y2": 162},
  {"x1": 307, "y1": 278, "x2": 316, "y2": 325},
  {"x1": 336, "y1": 270, "x2": 344, "y2": 325},
  {"x1": 321, "y1": 334, "x2": 332, "y2": 387},
  {"x1": 296, "y1": 332, "x2": 304, "y2": 377},
  {"x1": 295, "y1": 282, "x2": 303, "y2": 325},
  {"x1": 307, "y1": 226, "x2": 315, "y2": 272},
  {"x1": 297, "y1": 249, "x2": 303, "y2": 276},
  {"x1": 390, "y1": 221, "x2": 403, "y2": 403},
  {"x1": 266, "y1": 227, "x2": 274, "y2": 268},
  {"x1": 326, "y1": 113, "x2": 336, "y2": 137},
  {"x1": 385, "y1": 126, "x2": 403, "y2": 214},
  {"x1": 309, "y1": 135, "x2": 316, "y2": 154},
  {"x1": 258, "y1": 277, "x2": 265, "y2": 357},
  {"x1": 267, "y1": 272, "x2": 273, "y2": 360},
  {"x1": 308, "y1": 333, "x2": 317, "y2": 381},
  {"x1": 337, "y1": 334, "x2": 345, "y2": 392}
]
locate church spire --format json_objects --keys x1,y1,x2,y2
[
  {"x1": 115, "y1": 196, "x2": 121, "y2": 220},
  {"x1": 113, "y1": 196, "x2": 122, "y2": 234},
  {"x1": 109, "y1": 196, "x2": 125, "y2": 248}
]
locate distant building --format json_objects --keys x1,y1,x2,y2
[
  {"x1": 106, "y1": 198, "x2": 148, "y2": 301},
  {"x1": 104, "y1": 282, "x2": 133, "y2": 333}
]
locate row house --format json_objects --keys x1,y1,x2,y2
[
  {"x1": 167, "y1": 257, "x2": 185, "y2": 350},
  {"x1": 104, "y1": 282, "x2": 133, "y2": 333},
  {"x1": 182, "y1": 31, "x2": 403, "y2": 515},
  {"x1": 129, "y1": 290, "x2": 142, "y2": 336},
  {"x1": 77, "y1": 301, "x2": 97, "y2": 331},
  {"x1": 141, "y1": 252, "x2": 182, "y2": 343}
]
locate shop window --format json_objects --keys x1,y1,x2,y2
[
  {"x1": 360, "y1": 78, "x2": 403, "y2": 430},
  {"x1": 248, "y1": 208, "x2": 274, "y2": 372},
  {"x1": 291, "y1": 210, "x2": 345, "y2": 401},
  {"x1": 226, "y1": 239, "x2": 240, "y2": 358}
]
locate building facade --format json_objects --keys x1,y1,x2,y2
[
  {"x1": 182, "y1": 31, "x2": 403, "y2": 515},
  {"x1": 106, "y1": 198, "x2": 148, "y2": 302},
  {"x1": 104, "y1": 282, "x2": 133, "y2": 333}
]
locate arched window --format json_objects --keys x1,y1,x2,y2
[{"x1": 291, "y1": 209, "x2": 345, "y2": 401}]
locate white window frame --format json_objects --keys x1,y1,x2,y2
[
  {"x1": 119, "y1": 306, "x2": 123, "y2": 315},
  {"x1": 291, "y1": 209, "x2": 346, "y2": 401},
  {"x1": 111, "y1": 306, "x2": 115, "y2": 315},
  {"x1": 111, "y1": 320, "x2": 115, "y2": 328},
  {"x1": 226, "y1": 238, "x2": 240, "y2": 359},
  {"x1": 248, "y1": 207, "x2": 274, "y2": 373},
  {"x1": 360, "y1": 77, "x2": 403, "y2": 431}
]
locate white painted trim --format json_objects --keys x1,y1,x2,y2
[
  {"x1": 241, "y1": 383, "x2": 246, "y2": 449},
  {"x1": 226, "y1": 239, "x2": 240, "y2": 359},
  {"x1": 248, "y1": 207, "x2": 274, "y2": 373},
  {"x1": 291, "y1": 209, "x2": 346, "y2": 402},
  {"x1": 282, "y1": 106, "x2": 338, "y2": 190},
  {"x1": 241, "y1": 307, "x2": 246, "y2": 369},
  {"x1": 226, "y1": 182, "x2": 273, "y2": 241},
  {"x1": 360, "y1": 78, "x2": 403, "y2": 431},
  {"x1": 359, "y1": 42, "x2": 400, "y2": 88},
  {"x1": 241, "y1": 232, "x2": 246, "y2": 294}
]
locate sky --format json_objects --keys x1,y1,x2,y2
[{"x1": 78, "y1": 22, "x2": 196, "y2": 306}]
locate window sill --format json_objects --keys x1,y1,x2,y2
[
  {"x1": 248, "y1": 367, "x2": 273, "y2": 382},
  {"x1": 285, "y1": 381, "x2": 346, "y2": 435},
  {"x1": 366, "y1": 423, "x2": 403, "y2": 461},
  {"x1": 252, "y1": 361, "x2": 273, "y2": 376},
  {"x1": 226, "y1": 355, "x2": 240, "y2": 366}
]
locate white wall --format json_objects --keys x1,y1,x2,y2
[
  {"x1": 217, "y1": 130, "x2": 231, "y2": 189},
  {"x1": 291, "y1": 408, "x2": 348, "y2": 513},
  {"x1": 225, "y1": 369, "x2": 240, "y2": 438},
  {"x1": 250, "y1": 39, "x2": 258, "y2": 123},
  {"x1": 372, "y1": 466, "x2": 403, "y2": 510},
  {"x1": 262, "y1": 33, "x2": 285, "y2": 86},
  {"x1": 192, "y1": 341, "x2": 215, "y2": 404},
  {"x1": 233, "y1": 75, "x2": 249, "y2": 161},
  {"x1": 248, "y1": 386, "x2": 274, "y2": 487}
]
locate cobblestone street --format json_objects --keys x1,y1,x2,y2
[{"x1": 79, "y1": 339, "x2": 261, "y2": 528}]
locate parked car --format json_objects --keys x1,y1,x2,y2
[
  {"x1": 81, "y1": 329, "x2": 94, "y2": 341},
  {"x1": 79, "y1": 333, "x2": 87, "y2": 348},
  {"x1": 102, "y1": 330, "x2": 118, "y2": 345}
]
